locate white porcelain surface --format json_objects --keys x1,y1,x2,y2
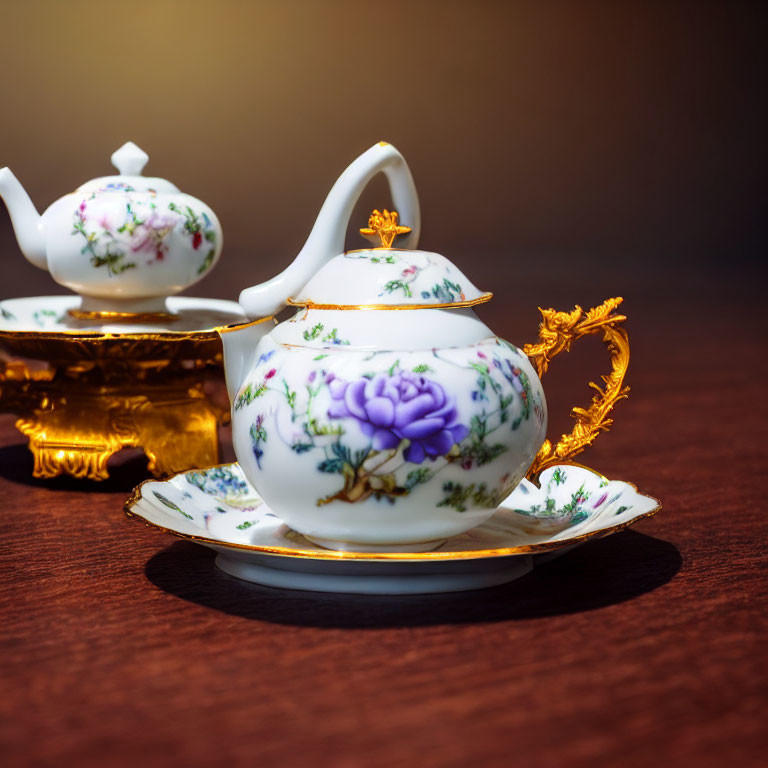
[
  {"x1": 271, "y1": 307, "x2": 495, "y2": 351},
  {"x1": 221, "y1": 142, "x2": 551, "y2": 549},
  {"x1": 0, "y1": 295, "x2": 247, "y2": 335},
  {"x1": 126, "y1": 462, "x2": 660, "y2": 594},
  {"x1": 229, "y1": 333, "x2": 547, "y2": 546},
  {"x1": 0, "y1": 142, "x2": 223, "y2": 313},
  {"x1": 292, "y1": 248, "x2": 488, "y2": 307}
]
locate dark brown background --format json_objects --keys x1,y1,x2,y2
[
  {"x1": 1, "y1": 2, "x2": 766, "y2": 767},
  {"x1": 0, "y1": 1, "x2": 765, "y2": 308}
]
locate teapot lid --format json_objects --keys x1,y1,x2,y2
[
  {"x1": 75, "y1": 141, "x2": 180, "y2": 195},
  {"x1": 289, "y1": 209, "x2": 492, "y2": 310}
]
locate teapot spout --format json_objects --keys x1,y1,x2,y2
[
  {"x1": 239, "y1": 141, "x2": 420, "y2": 319},
  {"x1": 0, "y1": 168, "x2": 47, "y2": 270},
  {"x1": 218, "y1": 317, "x2": 275, "y2": 403}
]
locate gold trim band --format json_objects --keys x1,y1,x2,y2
[
  {"x1": 343, "y1": 247, "x2": 427, "y2": 255},
  {"x1": 0, "y1": 314, "x2": 273, "y2": 343},
  {"x1": 286, "y1": 294, "x2": 493, "y2": 312},
  {"x1": 217, "y1": 315, "x2": 275, "y2": 334},
  {"x1": 67, "y1": 308, "x2": 180, "y2": 323}
]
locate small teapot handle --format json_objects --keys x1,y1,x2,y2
[
  {"x1": 239, "y1": 142, "x2": 421, "y2": 318},
  {"x1": 523, "y1": 297, "x2": 630, "y2": 480}
]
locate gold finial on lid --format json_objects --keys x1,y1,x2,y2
[{"x1": 359, "y1": 209, "x2": 411, "y2": 249}]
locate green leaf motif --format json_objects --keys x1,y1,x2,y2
[
  {"x1": 152, "y1": 491, "x2": 193, "y2": 519},
  {"x1": 552, "y1": 468, "x2": 567, "y2": 485},
  {"x1": 303, "y1": 323, "x2": 324, "y2": 341},
  {"x1": 437, "y1": 481, "x2": 501, "y2": 513},
  {"x1": 404, "y1": 468, "x2": 432, "y2": 491},
  {"x1": 283, "y1": 380, "x2": 297, "y2": 411},
  {"x1": 383, "y1": 280, "x2": 413, "y2": 298},
  {"x1": 318, "y1": 458, "x2": 345, "y2": 474},
  {"x1": 235, "y1": 382, "x2": 268, "y2": 410},
  {"x1": 462, "y1": 441, "x2": 507, "y2": 467},
  {"x1": 197, "y1": 248, "x2": 216, "y2": 275},
  {"x1": 90, "y1": 250, "x2": 137, "y2": 276},
  {"x1": 422, "y1": 279, "x2": 463, "y2": 303},
  {"x1": 461, "y1": 412, "x2": 507, "y2": 466},
  {"x1": 321, "y1": 328, "x2": 350, "y2": 345}
]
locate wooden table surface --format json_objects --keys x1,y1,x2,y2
[{"x1": 1, "y1": 290, "x2": 766, "y2": 768}]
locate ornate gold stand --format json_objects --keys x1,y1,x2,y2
[{"x1": 0, "y1": 331, "x2": 228, "y2": 481}]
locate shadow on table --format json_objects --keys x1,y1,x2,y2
[
  {"x1": 0, "y1": 440, "x2": 151, "y2": 493},
  {"x1": 144, "y1": 530, "x2": 682, "y2": 628}
]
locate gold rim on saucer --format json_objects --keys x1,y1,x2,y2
[
  {"x1": 67, "y1": 308, "x2": 181, "y2": 323},
  {"x1": 124, "y1": 462, "x2": 661, "y2": 563},
  {"x1": 0, "y1": 313, "x2": 273, "y2": 344}
]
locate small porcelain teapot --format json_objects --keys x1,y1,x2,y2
[
  {"x1": 220, "y1": 142, "x2": 628, "y2": 551},
  {"x1": 0, "y1": 142, "x2": 222, "y2": 315}
]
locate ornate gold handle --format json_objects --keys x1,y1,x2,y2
[{"x1": 523, "y1": 297, "x2": 630, "y2": 480}]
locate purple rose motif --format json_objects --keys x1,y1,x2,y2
[{"x1": 327, "y1": 370, "x2": 469, "y2": 463}]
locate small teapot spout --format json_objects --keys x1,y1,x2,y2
[
  {"x1": 0, "y1": 168, "x2": 47, "y2": 270},
  {"x1": 239, "y1": 142, "x2": 420, "y2": 319}
]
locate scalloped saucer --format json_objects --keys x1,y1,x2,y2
[
  {"x1": 0, "y1": 295, "x2": 248, "y2": 337},
  {"x1": 125, "y1": 463, "x2": 660, "y2": 594}
]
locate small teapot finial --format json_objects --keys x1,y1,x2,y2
[
  {"x1": 360, "y1": 209, "x2": 412, "y2": 248},
  {"x1": 111, "y1": 141, "x2": 149, "y2": 176}
]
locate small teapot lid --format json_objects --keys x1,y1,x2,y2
[
  {"x1": 75, "y1": 141, "x2": 180, "y2": 195},
  {"x1": 290, "y1": 209, "x2": 491, "y2": 309}
]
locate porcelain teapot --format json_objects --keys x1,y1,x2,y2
[
  {"x1": 0, "y1": 142, "x2": 222, "y2": 315},
  {"x1": 220, "y1": 142, "x2": 629, "y2": 551}
]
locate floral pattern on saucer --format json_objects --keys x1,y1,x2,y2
[
  {"x1": 502, "y1": 465, "x2": 643, "y2": 535},
  {"x1": 125, "y1": 462, "x2": 660, "y2": 560},
  {"x1": 184, "y1": 465, "x2": 262, "y2": 511}
]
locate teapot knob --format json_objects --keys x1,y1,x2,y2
[
  {"x1": 111, "y1": 141, "x2": 149, "y2": 176},
  {"x1": 360, "y1": 209, "x2": 412, "y2": 248}
]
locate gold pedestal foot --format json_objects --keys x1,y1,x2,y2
[
  {"x1": 132, "y1": 389, "x2": 222, "y2": 478},
  {"x1": 16, "y1": 414, "x2": 123, "y2": 480},
  {"x1": 12, "y1": 384, "x2": 225, "y2": 481},
  {"x1": 2, "y1": 363, "x2": 227, "y2": 481}
]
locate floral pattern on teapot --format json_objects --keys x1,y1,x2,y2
[
  {"x1": 292, "y1": 247, "x2": 488, "y2": 308},
  {"x1": 72, "y1": 194, "x2": 218, "y2": 278},
  {"x1": 233, "y1": 338, "x2": 544, "y2": 511},
  {"x1": 301, "y1": 323, "x2": 351, "y2": 346},
  {"x1": 343, "y1": 250, "x2": 467, "y2": 302},
  {"x1": 0, "y1": 141, "x2": 223, "y2": 314}
]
